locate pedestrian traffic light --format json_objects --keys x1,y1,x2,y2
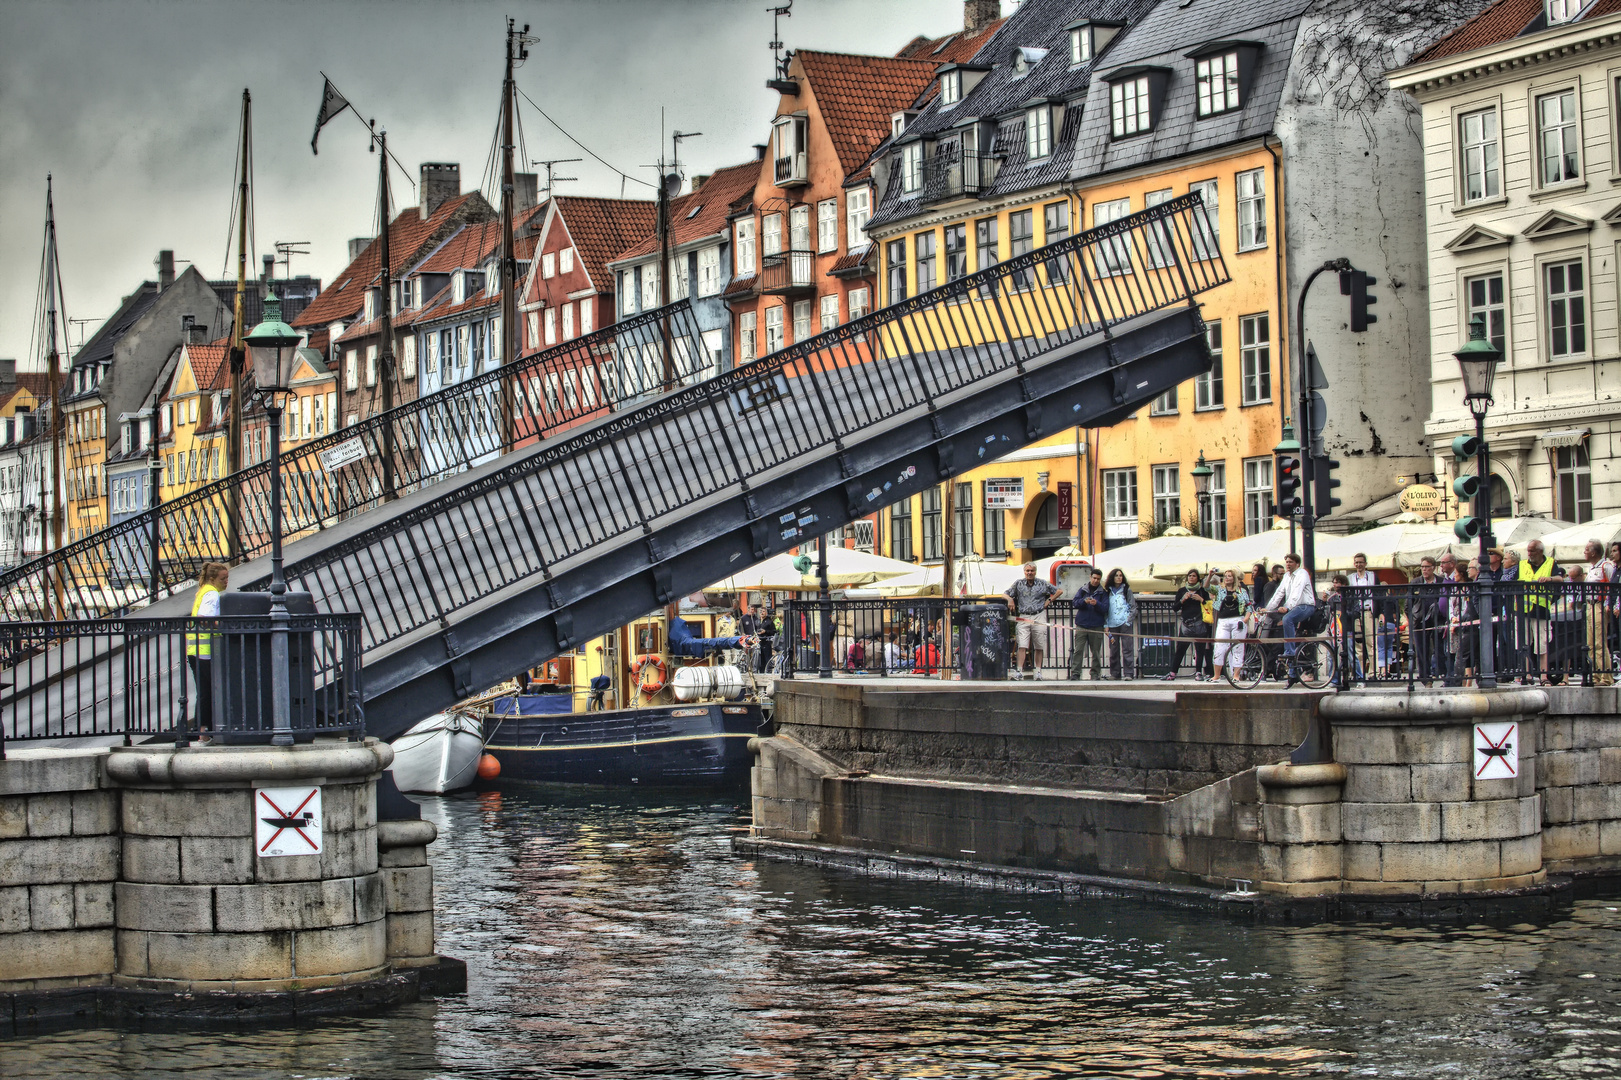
[
  {"x1": 1341, "y1": 269, "x2": 1379, "y2": 332},
  {"x1": 1452, "y1": 434, "x2": 1483, "y2": 460},
  {"x1": 1312, "y1": 455, "x2": 1342, "y2": 515},
  {"x1": 1276, "y1": 455, "x2": 1303, "y2": 517}
]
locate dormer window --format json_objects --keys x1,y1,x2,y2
[
  {"x1": 901, "y1": 142, "x2": 924, "y2": 193},
  {"x1": 1107, "y1": 67, "x2": 1169, "y2": 139},
  {"x1": 940, "y1": 70, "x2": 962, "y2": 106},
  {"x1": 1196, "y1": 52, "x2": 1240, "y2": 116},
  {"x1": 772, "y1": 113, "x2": 809, "y2": 187},
  {"x1": 1547, "y1": 0, "x2": 1580, "y2": 23},
  {"x1": 892, "y1": 110, "x2": 918, "y2": 138},
  {"x1": 1071, "y1": 27, "x2": 1092, "y2": 65},
  {"x1": 1026, "y1": 107, "x2": 1052, "y2": 160}
]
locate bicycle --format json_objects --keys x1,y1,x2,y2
[{"x1": 1225, "y1": 634, "x2": 1337, "y2": 689}]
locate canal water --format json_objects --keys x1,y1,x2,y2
[{"x1": 7, "y1": 785, "x2": 1621, "y2": 1079}]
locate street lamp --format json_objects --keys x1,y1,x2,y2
[
  {"x1": 245, "y1": 293, "x2": 302, "y2": 745},
  {"x1": 1453, "y1": 314, "x2": 1503, "y2": 689},
  {"x1": 1190, "y1": 451, "x2": 1213, "y2": 538}
]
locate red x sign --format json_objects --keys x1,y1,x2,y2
[
  {"x1": 255, "y1": 786, "x2": 324, "y2": 856},
  {"x1": 1474, "y1": 723, "x2": 1518, "y2": 780}
]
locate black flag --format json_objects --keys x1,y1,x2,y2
[{"x1": 311, "y1": 77, "x2": 349, "y2": 155}]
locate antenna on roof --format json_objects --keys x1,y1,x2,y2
[
  {"x1": 274, "y1": 241, "x2": 310, "y2": 280},
  {"x1": 671, "y1": 131, "x2": 702, "y2": 179},
  {"x1": 768, "y1": 1, "x2": 794, "y2": 83},
  {"x1": 531, "y1": 157, "x2": 582, "y2": 197}
]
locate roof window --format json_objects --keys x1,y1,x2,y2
[
  {"x1": 1012, "y1": 46, "x2": 1048, "y2": 77},
  {"x1": 1186, "y1": 41, "x2": 1261, "y2": 118},
  {"x1": 1107, "y1": 67, "x2": 1171, "y2": 139},
  {"x1": 1547, "y1": 0, "x2": 1580, "y2": 24}
]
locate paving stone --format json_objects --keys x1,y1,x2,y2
[
  {"x1": 115, "y1": 928, "x2": 149, "y2": 977},
  {"x1": 291, "y1": 919, "x2": 387, "y2": 978},
  {"x1": 144, "y1": 929, "x2": 292, "y2": 983},
  {"x1": 0, "y1": 750, "x2": 107, "y2": 797},
  {"x1": 213, "y1": 878, "x2": 356, "y2": 932},
  {"x1": 0, "y1": 796, "x2": 26, "y2": 839},
  {"x1": 385, "y1": 910, "x2": 435, "y2": 959},
  {"x1": 70, "y1": 792, "x2": 117, "y2": 836},
  {"x1": 1573, "y1": 785, "x2": 1621, "y2": 823},
  {"x1": 73, "y1": 882, "x2": 114, "y2": 929},
  {"x1": 1261, "y1": 803, "x2": 1340, "y2": 845},
  {"x1": 1500, "y1": 834, "x2": 1542, "y2": 877},
  {"x1": 379, "y1": 845, "x2": 427, "y2": 869},
  {"x1": 120, "y1": 789, "x2": 254, "y2": 837},
  {"x1": 122, "y1": 836, "x2": 181, "y2": 884},
  {"x1": 0, "y1": 835, "x2": 118, "y2": 886},
  {"x1": 354, "y1": 872, "x2": 386, "y2": 924},
  {"x1": 1342, "y1": 802, "x2": 1441, "y2": 844},
  {"x1": 382, "y1": 867, "x2": 433, "y2": 914},
  {"x1": 1542, "y1": 822, "x2": 1600, "y2": 862},
  {"x1": 1342, "y1": 765, "x2": 1412, "y2": 804},
  {"x1": 0, "y1": 884, "x2": 29, "y2": 933},
  {"x1": 1540, "y1": 750, "x2": 1599, "y2": 789},
  {"x1": 29, "y1": 884, "x2": 75, "y2": 931},
  {"x1": 0, "y1": 929, "x2": 114, "y2": 983},
  {"x1": 25, "y1": 794, "x2": 73, "y2": 838},
  {"x1": 1380, "y1": 839, "x2": 1500, "y2": 882},
  {"x1": 1541, "y1": 785, "x2": 1574, "y2": 824},
  {"x1": 1411, "y1": 763, "x2": 1471, "y2": 803},
  {"x1": 1440, "y1": 796, "x2": 1540, "y2": 842},
  {"x1": 114, "y1": 882, "x2": 215, "y2": 933},
  {"x1": 180, "y1": 835, "x2": 255, "y2": 885}
]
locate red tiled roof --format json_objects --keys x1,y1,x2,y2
[
  {"x1": 185, "y1": 341, "x2": 231, "y2": 393},
  {"x1": 796, "y1": 51, "x2": 941, "y2": 175},
  {"x1": 1411, "y1": 0, "x2": 1546, "y2": 62},
  {"x1": 550, "y1": 196, "x2": 657, "y2": 292},
  {"x1": 722, "y1": 274, "x2": 758, "y2": 300},
  {"x1": 293, "y1": 191, "x2": 486, "y2": 329},
  {"x1": 12, "y1": 372, "x2": 52, "y2": 399},
  {"x1": 611, "y1": 161, "x2": 760, "y2": 263},
  {"x1": 828, "y1": 246, "x2": 874, "y2": 277},
  {"x1": 416, "y1": 202, "x2": 546, "y2": 274},
  {"x1": 894, "y1": 18, "x2": 1006, "y2": 64}
]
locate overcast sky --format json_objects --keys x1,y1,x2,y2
[{"x1": 0, "y1": 0, "x2": 976, "y2": 369}]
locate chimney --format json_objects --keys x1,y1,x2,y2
[
  {"x1": 964, "y1": 0, "x2": 1000, "y2": 31},
  {"x1": 690, "y1": 174, "x2": 710, "y2": 192},
  {"x1": 513, "y1": 172, "x2": 539, "y2": 212},
  {"x1": 262, "y1": 254, "x2": 275, "y2": 282},
  {"x1": 0, "y1": 358, "x2": 15, "y2": 398},
  {"x1": 419, "y1": 162, "x2": 461, "y2": 220},
  {"x1": 754, "y1": 143, "x2": 768, "y2": 160},
  {"x1": 181, "y1": 314, "x2": 206, "y2": 344},
  {"x1": 348, "y1": 237, "x2": 371, "y2": 262},
  {"x1": 157, "y1": 250, "x2": 175, "y2": 291}
]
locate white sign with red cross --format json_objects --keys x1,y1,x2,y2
[
  {"x1": 255, "y1": 785, "x2": 323, "y2": 857},
  {"x1": 1474, "y1": 722, "x2": 1518, "y2": 780}
]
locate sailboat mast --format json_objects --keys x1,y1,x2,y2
[
  {"x1": 44, "y1": 177, "x2": 66, "y2": 619},
  {"x1": 227, "y1": 88, "x2": 250, "y2": 559},
  {"x1": 499, "y1": 19, "x2": 526, "y2": 451},
  {"x1": 377, "y1": 128, "x2": 395, "y2": 501}
]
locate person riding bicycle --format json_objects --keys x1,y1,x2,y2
[{"x1": 1263, "y1": 553, "x2": 1316, "y2": 689}]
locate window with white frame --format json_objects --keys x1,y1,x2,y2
[
  {"x1": 739, "y1": 311, "x2": 757, "y2": 362},
  {"x1": 1237, "y1": 168, "x2": 1267, "y2": 250},
  {"x1": 669, "y1": 254, "x2": 689, "y2": 300},
  {"x1": 945, "y1": 222, "x2": 968, "y2": 282},
  {"x1": 940, "y1": 70, "x2": 961, "y2": 106},
  {"x1": 887, "y1": 238, "x2": 908, "y2": 303},
  {"x1": 820, "y1": 293, "x2": 839, "y2": 331},
  {"x1": 1143, "y1": 188, "x2": 1174, "y2": 269},
  {"x1": 542, "y1": 252, "x2": 556, "y2": 279},
  {"x1": 345, "y1": 350, "x2": 358, "y2": 391},
  {"x1": 1152, "y1": 465, "x2": 1180, "y2": 526},
  {"x1": 1545, "y1": 258, "x2": 1586, "y2": 358},
  {"x1": 1070, "y1": 26, "x2": 1091, "y2": 65},
  {"x1": 1196, "y1": 321, "x2": 1223, "y2": 409},
  {"x1": 1459, "y1": 106, "x2": 1500, "y2": 203},
  {"x1": 545, "y1": 307, "x2": 557, "y2": 345},
  {"x1": 365, "y1": 345, "x2": 378, "y2": 387},
  {"x1": 792, "y1": 299, "x2": 812, "y2": 342},
  {"x1": 817, "y1": 199, "x2": 838, "y2": 252},
  {"x1": 846, "y1": 187, "x2": 871, "y2": 248},
  {"x1": 523, "y1": 315, "x2": 536, "y2": 357},
  {"x1": 790, "y1": 205, "x2": 811, "y2": 254},
  {"x1": 1556, "y1": 444, "x2": 1593, "y2": 522},
  {"x1": 1196, "y1": 52, "x2": 1240, "y2": 116},
  {"x1": 1026, "y1": 106, "x2": 1052, "y2": 159},
  {"x1": 735, "y1": 219, "x2": 757, "y2": 275},
  {"x1": 580, "y1": 300, "x2": 593, "y2": 335},
  {"x1": 1150, "y1": 386, "x2": 1177, "y2": 414},
  {"x1": 1092, "y1": 198, "x2": 1132, "y2": 276},
  {"x1": 1203, "y1": 461, "x2": 1229, "y2": 540},
  {"x1": 1536, "y1": 88, "x2": 1580, "y2": 186},
  {"x1": 1240, "y1": 313, "x2": 1270, "y2": 404},
  {"x1": 562, "y1": 303, "x2": 574, "y2": 341},
  {"x1": 1110, "y1": 76, "x2": 1151, "y2": 137},
  {"x1": 848, "y1": 286, "x2": 870, "y2": 321},
  {"x1": 916, "y1": 230, "x2": 937, "y2": 292},
  {"x1": 1103, "y1": 469, "x2": 1138, "y2": 541},
  {"x1": 560, "y1": 248, "x2": 574, "y2": 275},
  {"x1": 762, "y1": 213, "x2": 783, "y2": 255},
  {"x1": 902, "y1": 143, "x2": 924, "y2": 193},
  {"x1": 641, "y1": 263, "x2": 660, "y2": 309},
  {"x1": 619, "y1": 270, "x2": 635, "y2": 315},
  {"x1": 765, "y1": 306, "x2": 784, "y2": 354},
  {"x1": 401, "y1": 334, "x2": 416, "y2": 379},
  {"x1": 1464, "y1": 272, "x2": 1506, "y2": 354},
  {"x1": 1242, "y1": 456, "x2": 1273, "y2": 535},
  {"x1": 1009, "y1": 208, "x2": 1035, "y2": 288},
  {"x1": 697, "y1": 246, "x2": 721, "y2": 296},
  {"x1": 1547, "y1": 0, "x2": 1580, "y2": 24}
]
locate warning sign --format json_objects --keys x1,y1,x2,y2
[
  {"x1": 255, "y1": 786, "x2": 323, "y2": 857},
  {"x1": 1474, "y1": 722, "x2": 1518, "y2": 780}
]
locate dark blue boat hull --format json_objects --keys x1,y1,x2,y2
[{"x1": 482, "y1": 700, "x2": 760, "y2": 787}]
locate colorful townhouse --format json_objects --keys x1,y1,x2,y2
[
  {"x1": 867, "y1": 0, "x2": 1493, "y2": 560},
  {"x1": 0, "y1": 370, "x2": 51, "y2": 571},
  {"x1": 1391, "y1": 0, "x2": 1621, "y2": 525}
]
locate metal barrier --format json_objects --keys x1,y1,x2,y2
[
  {"x1": 0, "y1": 613, "x2": 364, "y2": 755},
  {"x1": 0, "y1": 298, "x2": 718, "y2": 621},
  {"x1": 1338, "y1": 581, "x2": 1621, "y2": 689}
]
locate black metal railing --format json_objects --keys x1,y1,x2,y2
[
  {"x1": 922, "y1": 147, "x2": 999, "y2": 203},
  {"x1": 251, "y1": 196, "x2": 1227, "y2": 660},
  {"x1": 760, "y1": 250, "x2": 816, "y2": 294},
  {"x1": 0, "y1": 612, "x2": 364, "y2": 756},
  {"x1": 1337, "y1": 581, "x2": 1621, "y2": 689},
  {"x1": 0, "y1": 298, "x2": 717, "y2": 621},
  {"x1": 778, "y1": 595, "x2": 1180, "y2": 679}
]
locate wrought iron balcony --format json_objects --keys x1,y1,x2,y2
[
  {"x1": 922, "y1": 149, "x2": 998, "y2": 205},
  {"x1": 760, "y1": 250, "x2": 816, "y2": 296}
]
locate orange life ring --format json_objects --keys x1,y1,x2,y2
[{"x1": 634, "y1": 654, "x2": 667, "y2": 695}]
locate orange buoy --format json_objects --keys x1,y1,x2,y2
[{"x1": 476, "y1": 753, "x2": 501, "y2": 780}]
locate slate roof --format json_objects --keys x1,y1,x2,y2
[
  {"x1": 611, "y1": 161, "x2": 759, "y2": 264},
  {"x1": 795, "y1": 51, "x2": 942, "y2": 177},
  {"x1": 549, "y1": 196, "x2": 657, "y2": 292},
  {"x1": 72, "y1": 283, "x2": 160, "y2": 369},
  {"x1": 1411, "y1": 0, "x2": 1615, "y2": 63},
  {"x1": 293, "y1": 191, "x2": 487, "y2": 329}
]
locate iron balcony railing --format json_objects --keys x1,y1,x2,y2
[
  {"x1": 0, "y1": 298, "x2": 719, "y2": 621},
  {"x1": 0, "y1": 612, "x2": 364, "y2": 756},
  {"x1": 922, "y1": 147, "x2": 999, "y2": 204},
  {"x1": 760, "y1": 250, "x2": 816, "y2": 295}
]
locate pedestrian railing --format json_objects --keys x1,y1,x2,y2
[
  {"x1": 1337, "y1": 581, "x2": 1621, "y2": 689},
  {"x1": 0, "y1": 612, "x2": 365, "y2": 756}
]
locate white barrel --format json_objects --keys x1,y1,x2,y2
[
  {"x1": 712, "y1": 665, "x2": 745, "y2": 701},
  {"x1": 671, "y1": 665, "x2": 714, "y2": 702}
]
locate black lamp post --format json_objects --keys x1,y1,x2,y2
[
  {"x1": 1454, "y1": 314, "x2": 1503, "y2": 689},
  {"x1": 1191, "y1": 451, "x2": 1213, "y2": 538},
  {"x1": 245, "y1": 294, "x2": 302, "y2": 745},
  {"x1": 147, "y1": 435, "x2": 162, "y2": 606}
]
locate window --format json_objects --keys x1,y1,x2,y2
[
  {"x1": 1070, "y1": 26, "x2": 1091, "y2": 65},
  {"x1": 846, "y1": 187, "x2": 871, "y2": 248},
  {"x1": 641, "y1": 264, "x2": 660, "y2": 310},
  {"x1": 940, "y1": 70, "x2": 962, "y2": 106},
  {"x1": 817, "y1": 199, "x2": 838, "y2": 252},
  {"x1": 1150, "y1": 387, "x2": 1177, "y2": 414},
  {"x1": 301, "y1": 395, "x2": 313, "y2": 438},
  {"x1": 916, "y1": 231, "x2": 937, "y2": 292},
  {"x1": 762, "y1": 213, "x2": 782, "y2": 256},
  {"x1": 1202, "y1": 461, "x2": 1228, "y2": 540},
  {"x1": 560, "y1": 248, "x2": 574, "y2": 274},
  {"x1": 1009, "y1": 209, "x2": 1035, "y2": 288},
  {"x1": 944, "y1": 223, "x2": 968, "y2": 282},
  {"x1": 765, "y1": 306, "x2": 785, "y2": 354},
  {"x1": 1243, "y1": 457, "x2": 1273, "y2": 535},
  {"x1": 365, "y1": 345, "x2": 378, "y2": 387},
  {"x1": 1237, "y1": 168, "x2": 1267, "y2": 250},
  {"x1": 1196, "y1": 321, "x2": 1224, "y2": 409},
  {"x1": 1240, "y1": 313, "x2": 1270, "y2": 404},
  {"x1": 1103, "y1": 469, "x2": 1137, "y2": 543},
  {"x1": 441, "y1": 329, "x2": 455, "y2": 369},
  {"x1": 848, "y1": 287, "x2": 870, "y2": 321},
  {"x1": 542, "y1": 252, "x2": 556, "y2": 279},
  {"x1": 1092, "y1": 198, "x2": 1132, "y2": 276},
  {"x1": 790, "y1": 205, "x2": 811, "y2": 254},
  {"x1": 820, "y1": 293, "x2": 840, "y2": 331},
  {"x1": 772, "y1": 114, "x2": 808, "y2": 185},
  {"x1": 695, "y1": 246, "x2": 721, "y2": 297},
  {"x1": 1188, "y1": 179, "x2": 1219, "y2": 261},
  {"x1": 921, "y1": 486, "x2": 943, "y2": 560},
  {"x1": 1545, "y1": 259, "x2": 1586, "y2": 358},
  {"x1": 902, "y1": 142, "x2": 924, "y2": 193},
  {"x1": 887, "y1": 238, "x2": 908, "y2": 303},
  {"x1": 1555, "y1": 445, "x2": 1593, "y2": 522},
  {"x1": 619, "y1": 270, "x2": 636, "y2": 315},
  {"x1": 1026, "y1": 106, "x2": 1052, "y2": 159},
  {"x1": 792, "y1": 299, "x2": 812, "y2": 343},
  {"x1": 1144, "y1": 188, "x2": 1175, "y2": 269},
  {"x1": 1044, "y1": 202, "x2": 1070, "y2": 282},
  {"x1": 1152, "y1": 465, "x2": 1180, "y2": 526},
  {"x1": 1548, "y1": 0, "x2": 1580, "y2": 24},
  {"x1": 954, "y1": 481, "x2": 974, "y2": 557},
  {"x1": 545, "y1": 307, "x2": 557, "y2": 346},
  {"x1": 739, "y1": 311, "x2": 757, "y2": 362},
  {"x1": 470, "y1": 322, "x2": 485, "y2": 367},
  {"x1": 976, "y1": 216, "x2": 999, "y2": 277},
  {"x1": 736, "y1": 219, "x2": 757, "y2": 275},
  {"x1": 580, "y1": 300, "x2": 593, "y2": 336},
  {"x1": 1196, "y1": 52, "x2": 1240, "y2": 116},
  {"x1": 562, "y1": 303, "x2": 574, "y2": 341},
  {"x1": 1459, "y1": 106, "x2": 1500, "y2": 203},
  {"x1": 1464, "y1": 273, "x2": 1506, "y2": 354},
  {"x1": 1111, "y1": 76, "x2": 1151, "y2": 137},
  {"x1": 982, "y1": 482, "x2": 1006, "y2": 556},
  {"x1": 1536, "y1": 89, "x2": 1580, "y2": 186},
  {"x1": 891, "y1": 498, "x2": 914, "y2": 562},
  {"x1": 669, "y1": 255, "x2": 689, "y2": 301}
]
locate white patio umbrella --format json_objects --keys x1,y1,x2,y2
[
  {"x1": 1152, "y1": 521, "x2": 1294, "y2": 582},
  {"x1": 709, "y1": 548, "x2": 919, "y2": 592},
  {"x1": 1085, "y1": 534, "x2": 1227, "y2": 592},
  {"x1": 1505, "y1": 513, "x2": 1621, "y2": 563},
  {"x1": 867, "y1": 554, "x2": 1027, "y2": 598}
]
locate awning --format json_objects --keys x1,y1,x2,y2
[{"x1": 1539, "y1": 427, "x2": 1589, "y2": 448}]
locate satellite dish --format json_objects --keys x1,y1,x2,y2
[{"x1": 663, "y1": 173, "x2": 682, "y2": 197}]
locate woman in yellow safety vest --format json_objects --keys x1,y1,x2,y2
[{"x1": 187, "y1": 562, "x2": 230, "y2": 736}]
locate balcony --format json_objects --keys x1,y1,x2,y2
[
  {"x1": 760, "y1": 250, "x2": 816, "y2": 296},
  {"x1": 773, "y1": 150, "x2": 808, "y2": 188},
  {"x1": 922, "y1": 149, "x2": 998, "y2": 205}
]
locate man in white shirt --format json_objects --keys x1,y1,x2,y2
[
  {"x1": 1264, "y1": 552, "x2": 1316, "y2": 687},
  {"x1": 1584, "y1": 540, "x2": 1615, "y2": 686},
  {"x1": 1347, "y1": 552, "x2": 1379, "y2": 680}
]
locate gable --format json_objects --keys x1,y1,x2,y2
[
  {"x1": 1444, "y1": 222, "x2": 1513, "y2": 252},
  {"x1": 1522, "y1": 208, "x2": 1592, "y2": 240}
]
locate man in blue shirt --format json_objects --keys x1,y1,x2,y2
[{"x1": 1069, "y1": 568, "x2": 1108, "y2": 681}]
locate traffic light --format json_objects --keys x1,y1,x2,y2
[
  {"x1": 1452, "y1": 473, "x2": 1480, "y2": 501},
  {"x1": 1454, "y1": 516, "x2": 1484, "y2": 542},
  {"x1": 1341, "y1": 269, "x2": 1379, "y2": 332},
  {"x1": 1312, "y1": 456, "x2": 1342, "y2": 516},
  {"x1": 1452, "y1": 434, "x2": 1482, "y2": 460},
  {"x1": 1452, "y1": 472, "x2": 1483, "y2": 541},
  {"x1": 1276, "y1": 455, "x2": 1303, "y2": 517}
]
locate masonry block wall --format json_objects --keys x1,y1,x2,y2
[{"x1": 1539, "y1": 687, "x2": 1621, "y2": 873}]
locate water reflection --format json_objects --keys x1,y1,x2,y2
[{"x1": 4, "y1": 784, "x2": 1619, "y2": 1079}]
